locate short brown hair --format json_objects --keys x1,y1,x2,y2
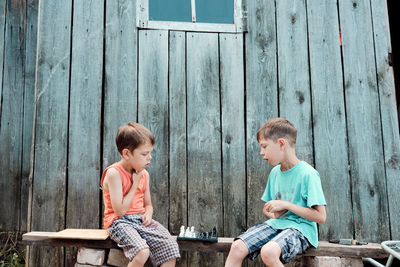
[
  {"x1": 257, "y1": 118, "x2": 297, "y2": 146},
  {"x1": 116, "y1": 123, "x2": 155, "y2": 154}
]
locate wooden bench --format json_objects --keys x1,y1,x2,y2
[{"x1": 22, "y1": 229, "x2": 388, "y2": 259}]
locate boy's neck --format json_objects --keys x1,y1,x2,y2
[
  {"x1": 118, "y1": 159, "x2": 135, "y2": 174},
  {"x1": 280, "y1": 152, "x2": 300, "y2": 172}
]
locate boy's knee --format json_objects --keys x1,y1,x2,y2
[
  {"x1": 230, "y1": 239, "x2": 249, "y2": 256},
  {"x1": 133, "y1": 248, "x2": 150, "y2": 264},
  {"x1": 260, "y1": 242, "x2": 281, "y2": 265}
]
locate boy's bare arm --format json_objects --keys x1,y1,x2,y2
[
  {"x1": 265, "y1": 200, "x2": 326, "y2": 224},
  {"x1": 104, "y1": 168, "x2": 142, "y2": 217},
  {"x1": 141, "y1": 176, "x2": 153, "y2": 226}
]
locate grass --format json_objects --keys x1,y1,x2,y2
[{"x1": 0, "y1": 232, "x2": 25, "y2": 267}]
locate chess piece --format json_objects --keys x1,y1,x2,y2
[
  {"x1": 190, "y1": 226, "x2": 195, "y2": 237},
  {"x1": 184, "y1": 227, "x2": 191, "y2": 237},
  {"x1": 212, "y1": 227, "x2": 217, "y2": 237},
  {"x1": 179, "y1": 225, "x2": 185, "y2": 237}
]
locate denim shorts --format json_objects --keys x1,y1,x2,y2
[
  {"x1": 236, "y1": 222, "x2": 310, "y2": 264},
  {"x1": 107, "y1": 214, "x2": 180, "y2": 266}
]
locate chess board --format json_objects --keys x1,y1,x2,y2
[
  {"x1": 177, "y1": 226, "x2": 218, "y2": 243},
  {"x1": 177, "y1": 235, "x2": 218, "y2": 243}
]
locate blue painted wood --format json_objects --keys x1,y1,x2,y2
[
  {"x1": 67, "y1": 0, "x2": 104, "y2": 229},
  {"x1": 339, "y1": 0, "x2": 390, "y2": 242},
  {"x1": 0, "y1": 0, "x2": 5, "y2": 107},
  {"x1": 187, "y1": 32, "x2": 224, "y2": 265},
  {"x1": 138, "y1": 29, "x2": 169, "y2": 226},
  {"x1": 103, "y1": 0, "x2": 138, "y2": 170},
  {"x1": 307, "y1": 0, "x2": 353, "y2": 240},
  {"x1": 276, "y1": 0, "x2": 313, "y2": 165},
  {"x1": 169, "y1": 31, "x2": 189, "y2": 267},
  {"x1": 0, "y1": 0, "x2": 25, "y2": 231},
  {"x1": 220, "y1": 33, "x2": 246, "y2": 237},
  {"x1": 245, "y1": 0, "x2": 278, "y2": 230},
  {"x1": 30, "y1": 0, "x2": 73, "y2": 265},
  {"x1": 21, "y1": 0, "x2": 38, "y2": 233},
  {"x1": 370, "y1": 0, "x2": 400, "y2": 240},
  {"x1": 169, "y1": 31, "x2": 187, "y2": 233},
  {"x1": 195, "y1": 0, "x2": 234, "y2": 24},
  {"x1": 149, "y1": 0, "x2": 191, "y2": 22}
]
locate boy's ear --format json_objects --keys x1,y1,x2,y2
[
  {"x1": 121, "y1": 148, "x2": 130, "y2": 159},
  {"x1": 277, "y1": 138, "x2": 287, "y2": 148}
]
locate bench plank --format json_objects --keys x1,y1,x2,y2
[{"x1": 22, "y1": 232, "x2": 388, "y2": 258}]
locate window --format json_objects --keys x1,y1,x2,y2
[{"x1": 137, "y1": 0, "x2": 246, "y2": 33}]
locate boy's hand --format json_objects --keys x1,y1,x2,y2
[
  {"x1": 142, "y1": 210, "x2": 153, "y2": 226},
  {"x1": 263, "y1": 202, "x2": 287, "y2": 218},
  {"x1": 132, "y1": 170, "x2": 143, "y2": 184},
  {"x1": 264, "y1": 200, "x2": 287, "y2": 213}
]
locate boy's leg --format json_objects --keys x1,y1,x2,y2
[
  {"x1": 159, "y1": 258, "x2": 176, "y2": 267},
  {"x1": 260, "y1": 241, "x2": 283, "y2": 267},
  {"x1": 225, "y1": 223, "x2": 280, "y2": 267},
  {"x1": 260, "y1": 228, "x2": 310, "y2": 266},
  {"x1": 225, "y1": 239, "x2": 250, "y2": 267},
  {"x1": 133, "y1": 217, "x2": 180, "y2": 266},
  {"x1": 107, "y1": 216, "x2": 151, "y2": 266},
  {"x1": 128, "y1": 248, "x2": 150, "y2": 267}
]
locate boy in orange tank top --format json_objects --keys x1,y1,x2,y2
[{"x1": 101, "y1": 123, "x2": 180, "y2": 267}]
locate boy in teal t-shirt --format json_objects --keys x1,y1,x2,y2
[{"x1": 225, "y1": 118, "x2": 326, "y2": 267}]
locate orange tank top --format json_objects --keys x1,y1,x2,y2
[{"x1": 100, "y1": 163, "x2": 148, "y2": 229}]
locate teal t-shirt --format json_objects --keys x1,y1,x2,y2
[{"x1": 261, "y1": 161, "x2": 326, "y2": 248}]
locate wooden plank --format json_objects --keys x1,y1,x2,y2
[
  {"x1": 370, "y1": 0, "x2": 400, "y2": 240},
  {"x1": 219, "y1": 33, "x2": 246, "y2": 237},
  {"x1": 245, "y1": 0, "x2": 278, "y2": 230},
  {"x1": 0, "y1": 0, "x2": 26, "y2": 231},
  {"x1": 169, "y1": 31, "x2": 188, "y2": 267},
  {"x1": 21, "y1": 0, "x2": 38, "y2": 233},
  {"x1": 138, "y1": 29, "x2": 169, "y2": 226},
  {"x1": 338, "y1": 0, "x2": 390, "y2": 242},
  {"x1": 187, "y1": 32, "x2": 224, "y2": 266},
  {"x1": 244, "y1": 1, "x2": 278, "y2": 264},
  {"x1": 22, "y1": 232, "x2": 388, "y2": 259},
  {"x1": 67, "y1": 0, "x2": 103, "y2": 229},
  {"x1": 49, "y1": 229, "x2": 108, "y2": 240},
  {"x1": 276, "y1": 0, "x2": 313, "y2": 165},
  {"x1": 306, "y1": 1, "x2": 353, "y2": 240},
  {"x1": 169, "y1": 31, "x2": 187, "y2": 233},
  {"x1": 103, "y1": 0, "x2": 138, "y2": 169},
  {"x1": 0, "y1": 0, "x2": 6, "y2": 112},
  {"x1": 30, "y1": 0, "x2": 73, "y2": 265}
]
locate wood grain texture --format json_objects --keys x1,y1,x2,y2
[
  {"x1": 138, "y1": 29, "x2": 169, "y2": 226},
  {"x1": 0, "y1": 0, "x2": 6, "y2": 115},
  {"x1": 339, "y1": 0, "x2": 390, "y2": 242},
  {"x1": 245, "y1": 0, "x2": 278, "y2": 230},
  {"x1": 220, "y1": 33, "x2": 246, "y2": 237},
  {"x1": 370, "y1": 0, "x2": 400, "y2": 240},
  {"x1": 169, "y1": 31, "x2": 187, "y2": 233},
  {"x1": 0, "y1": 0, "x2": 25, "y2": 232},
  {"x1": 306, "y1": 0, "x2": 352, "y2": 240},
  {"x1": 187, "y1": 32, "x2": 224, "y2": 266},
  {"x1": 103, "y1": 0, "x2": 138, "y2": 169},
  {"x1": 21, "y1": 0, "x2": 38, "y2": 233},
  {"x1": 30, "y1": 0, "x2": 73, "y2": 265},
  {"x1": 276, "y1": 0, "x2": 313, "y2": 165},
  {"x1": 67, "y1": 0, "x2": 104, "y2": 229}
]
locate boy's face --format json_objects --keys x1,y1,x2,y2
[
  {"x1": 259, "y1": 138, "x2": 284, "y2": 166},
  {"x1": 126, "y1": 142, "x2": 153, "y2": 173}
]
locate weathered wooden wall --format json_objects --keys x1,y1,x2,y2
[{"x1": 1, "y1": 0, "x2": 399, "y2": 266}]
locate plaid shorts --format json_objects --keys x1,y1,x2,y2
[
  {"x1": 236, "y1": 222, "x2": 310, "y2": 264},
  {"x1": 107, "y1": 214, "x2": 180, "y2": 266}
]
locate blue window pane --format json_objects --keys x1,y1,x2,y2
[
  {"x1": 149, "y1": 0, "x2": 192, "y2": 22},
  {"x1": 196, "y1": 0, "x2": 234, "y2": 24}
]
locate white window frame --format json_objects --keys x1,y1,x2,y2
[{"x1": 136, "y1": 0, "x2": 247, "y2": 33}]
